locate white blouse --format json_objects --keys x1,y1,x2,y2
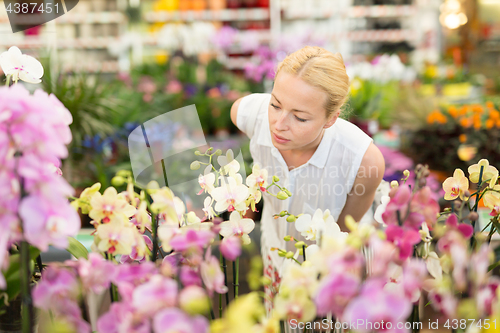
[{"x1": 236, "y1": 93, "x2": 373, "y2": 272}]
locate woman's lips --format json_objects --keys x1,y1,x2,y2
[{"x1": 272, "y1": 132, "x2": 290, "y2": 143}]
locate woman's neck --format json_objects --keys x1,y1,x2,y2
[{"x1": 279, "y1": 129, "x2": 325, "y2": 170}]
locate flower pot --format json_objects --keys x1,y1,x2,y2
[{"x1": 0, "y1": 295, "x2": 38, "y2": 333}]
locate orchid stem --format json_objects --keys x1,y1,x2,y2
[
  {"x1": 219, "y1": 235, "x2": 229, "y2": 310},
  {"x1": 232, "y1": 258, "x2": 239, "y2": 299},
  {"x1": 20, "y1": 241, "x2": 34, "y2": 333},
  {"x1": 6, "y1": 74, "x2": 11, "y2": 86},
  {"x1": 151, "y1": 214, "x2": 159, "y2": 262},
  {"x1": 302, "y1": 245, "x2": 306, "y2": 262}
]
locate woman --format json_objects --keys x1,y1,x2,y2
[{"x1": 230, "y1": 46, "x2": 385, "y2": 312}]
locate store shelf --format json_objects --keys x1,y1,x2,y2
[
  {"x1": 0, "y1": 37, "x2": 121, "y2": 49},
  {"x1": 145, "y1": 8, "x2": 270, "y2": 22},
  {"x1": 349, "y1": 5, "x2": 416, "y2": 18},
  {"x1": 282, "y1": 5, "x2": 415, "y2": 19},
  {"x1": 62, "y1": 60, "x2": 120, "y2": 73},
  {"x1": 57, "y1": 12, "x2": 126, "y2": 24},
  {"x1": 343, "y1": 29, "x2": 416, "y2": 42}
]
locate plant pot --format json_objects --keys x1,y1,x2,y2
[{"x1": 0, "y1": 295, "x2": 38, "y2": 333}]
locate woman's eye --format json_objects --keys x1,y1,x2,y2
[
  {"x1": 295, "y1": 116, "x2": 307, "y2": 122},
  {"x1": 271, "y1": 103, "x2": 280, "y2": 110}
]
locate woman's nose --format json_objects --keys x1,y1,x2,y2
[{"x1": 275, "y1": 112, "x2": 289, "y2": 131}]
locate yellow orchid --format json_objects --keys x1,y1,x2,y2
[
  {"x1": 483, "y1": 185, "x2": 500, "y2": 216},
  {"x1": 71, "y1": 182, "x2": 101, "y2": 214},
  {"x1": 468, "y1": 159, "x2": 498, "y2": 187},
  {"x1": 442, "y1": 169, "x2": 469, "y2": 200},
  {"x1": 89, "y1": 187, "x2": 136, "y2": 224}
]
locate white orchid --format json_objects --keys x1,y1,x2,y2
[
  {"x1": 246, "y1": 163, "x2": 269, "y2": 191},
  {"x1": 295, "y1": 209, "x2": 347, "y2": 242},
  {"x1": 374, "y1": 195, "x2": 390, "y2": 225},
  {"x1": 217, "y1": 149, "x2": 240, "y2": 175},
  {"x1": 202, "y1": 196, "x2": 215, "y2": 220},
  {"x1": 210, "y1": 176, "x2": 248, "y2": 213},
  {"x1": 0, "y1": 46, "x2": 44, "y2": 84},
  {"x1": 219, "y1": 211, "x2": 255, "y2": 245},
  {"x1": 197, "y1": 168, "x2": 216, "y2": 195}
]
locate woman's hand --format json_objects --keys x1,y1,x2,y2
[{"x1": 337, "y1": 142, "x2": 385, "y2": 232}]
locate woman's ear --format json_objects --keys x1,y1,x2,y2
[{"x1": 324, "y1": 110, "x2": 340, "y2": 129}]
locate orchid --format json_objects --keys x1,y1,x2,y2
[
  {"x1": 198, "y1": 172, "x2": 216, "y2": 195},
  {"x1": 0, "y1": 46, "x2": 44, "y2": 84},
  {"x1": 95, "y1": 222, "x2": 136, "y2": 255},
  {"x1": 89, "y1": 187, "x2": 137, "y2": 224},
  {"x1": 153, "y1": 308, "x2": 209, "y2": 333},
  {"x1": 295, "y1": 208, "x2": 346, "y2": 242},
  {"x1": 246, "y1": 163, "x2": 269, "y2": 192},
  {"x1": 468, "y1": 159, "x2": 498, "y2": 186},
  {"x1": 200, "y1": 252, "x2": 228, "y2": 296},
  {"x1": 220, "y1": 235, "x2": 242, "y2": 261},
  {"x1": 211, "y1": 176, "x2": 249, "y2": 213},
  {"x1": 442, "y1": 168, "x2": 469, "y2": 200},
  {"x1": 219, "y1": 211, "x2": 255, "y2": 245}
]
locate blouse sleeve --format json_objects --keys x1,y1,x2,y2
[{"x1": 236, "y1": 93, "x2": 271, "y2": 139}]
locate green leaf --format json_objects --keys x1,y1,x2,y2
[{"x1": 66, "y1": 236, "x2": 88, "y2": 260}]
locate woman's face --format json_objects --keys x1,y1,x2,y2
[{"x1": 269, "y1": 72, "x2": 337, "y2": 152}]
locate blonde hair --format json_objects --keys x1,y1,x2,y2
[{"x1": 275, "y1": 46, "x2": 350, "y2": 119}]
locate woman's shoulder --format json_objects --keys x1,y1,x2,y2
[
  {"x1": 232, "y1": 93, "x2": 271, "y2": 139},
  {"x1": 328, "y1": 118, "x2": 373, "y2": 154}
]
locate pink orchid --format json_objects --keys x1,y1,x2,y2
[
  {"x1": 343, "y1": 278, "x2": 412, "y2": 333},
  {"x1": 443, "y1": 213, "x2": 473, "y2": 239},
  {"x1": 385, "y1": 224, "x2": 421, "y2": 261},
  {"x1": 200, "y1": 251, "x2": 228, "y2": 296},
  {"x1": 74, "y1": 253, "x2": 117, "y2": 294},
  {"x1": 97, "y1": 302, "x2": 151, "y2": 333},
  {"x1": 170, "y1": 229, "x2": 214, "y2": 254},
  {"x1": 314, "y1": 272, "x2": 360, "y2": 318},
  {"x1": 19, "y1": 195, "x2": 80, "y2": 251},
  {"x1": 132, "y1": 275, "x2": 178, "y2": 315},
  {"x1": 220, "y1": 235, "x2": 242, "y2": 261},
  {"x1": 410, "y1": 186, "x2": 440, "y2": 229},
  {"x1": 153, "y1": 308, "x2": 209, "y2": 333},
  {"x1": 180, "y1": 265, "x2": 202, "y2": 287}
]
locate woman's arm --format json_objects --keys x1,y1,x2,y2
[
  {"x1": 337, "y1": 142, "x2": 385, "y2": 232},
  {"x1": 230, "y1": 97, "x2": 244, "y2": 127}
]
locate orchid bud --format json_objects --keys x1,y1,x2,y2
[
  {"x1": 278, "y1": 250, "x2": 286, "y2": 257},
  {"x1": 285, "y1": 251, "x2": 294, "y2": 259},
  {"x1": 190, "y1": 161, "x2": 201, "y2": 170},
  {"x1": 418, "y1": 178, "x2": 426, "y2": 187},
  {"x1": 284, "y1": 235, "x2": 292, "y2": 241},
  {"x1": 273, "y1": 175, "x2": 280, "y2": 182},
  {"x1": 117, "y1": 170, "x2": 131, "y2": 178},
  {"x1": 390, "y1": 180, "x2": 399, "y2": 188},
  {"x1": 194, "y1": 150, "x2": 202, "y2": 156},
  {"x1": 284, "y1": 189, "x2": 292, "y2": 197},
  {"x1": 179, "y1": 286, "x2": 210, "y2": 316},
  {"x1": 277, "y1": 191, "x2": 288, "y2": 200},
  {"x1": 468, "y1": 212, "x2": 479, "y2": 221},
  {"x1": 279, "y1": 211, "x2": 287, "y2": 217},
  {"x1": 294, "y1": 241, "x2": 306, "y2": 249},
  {"x1": 403, "y1": 170, "x2": 410, "y2": 179},
  {"x1": 215, "y1": 149, "x2": 222, "y2": 156},
  {"x1": 286, "y1": 215, "x2": 296, "y2": 223},
  {"x1": 111, "y1": 176, "x2": 125, "y2": 187},
  {"x1": 260, "y1": 276, "x2": 272, "y2": 286}
]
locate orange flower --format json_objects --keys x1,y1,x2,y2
[
  {"x1": 473, "y1": 120, "x2": 481, "y2": 130},
  {"x1": 496, "y1": 119, "x2": 500, "y2": 128},
  {"x1": 486, "y1": 119, "x2": 494, "y2": 129},
  {"x1": 459, "y1": 134, "x2": 467, "y2": 143},
  {"x1": 486, "y1": 101, "x2": 495, "y2": 109},
  {"x1": 472, "y1": 104, "x2": 484, "y2": 113},
  {"x1": 459, "y1": 117, "x2": 472, "y2": 128},
  {"x1": 459, "y1": 105, "x2": 469, "y2": 116},
  {"x1": 490, "y1": 110, "x2": 500, "y2": 120},
  {"x1": 448, "y1": 106, "x2": 459, "y2": 118}
]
